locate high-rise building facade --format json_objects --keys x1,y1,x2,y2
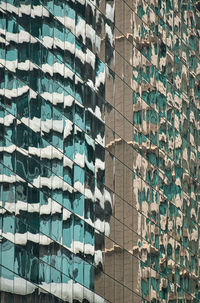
[{"x1": 0, "y1": 0, "x2": 200, "y2": 302}]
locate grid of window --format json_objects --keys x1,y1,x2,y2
[
  {"x1": 101, "y1": 0, "x2": 200, "y2": 302},
  {"x1": 0, "y1": 0, "x2": 114, "y2": 302},
  {"x1": 0, "y1": 0, "x2": 200, "y2": 302}
]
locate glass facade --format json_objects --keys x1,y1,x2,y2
[{"x1": 0, "y1": 0, "x2": 200, "y2": 302}]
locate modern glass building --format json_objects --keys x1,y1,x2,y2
[{"x1": 0, "y1": 0, "x2": 200, "y2": 302}]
